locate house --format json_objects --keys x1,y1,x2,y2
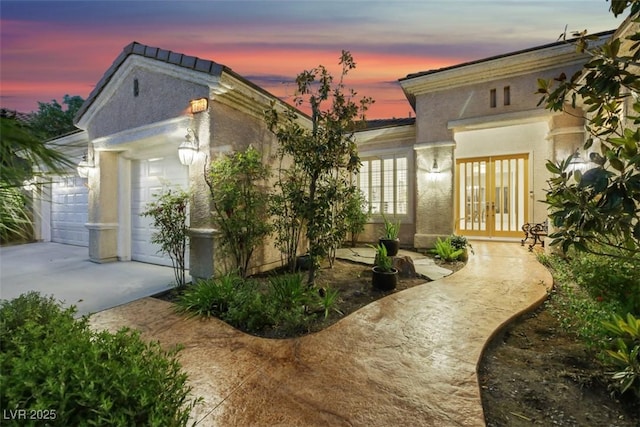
[{"x1": 33, "y1": 17, "x2": 636, "y2": 281}]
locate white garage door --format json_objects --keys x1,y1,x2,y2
[
  {"x1": 51, "y1": 175, "x2": 89, "y2": 246},
  {"x1": 131, "y1": 156, "x2": 189, "y2": 266}
]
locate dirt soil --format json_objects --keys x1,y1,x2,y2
[{"x1": 479, "y1": 299, "x2": 640, "y2": 426}]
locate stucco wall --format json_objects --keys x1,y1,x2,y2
[
  {"x1": 206, "y1": 101, "x2": 288, "y2": 275},
  {"x1": 414, "y1": 64, "x2": 584, "y2": 144},
  {"x1": 86, "y1": 65, "x2": 209, "y2": 140}
]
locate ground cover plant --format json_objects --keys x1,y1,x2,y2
[
  {"x1": 0, "y1": 292, "x2": 200, "y2": 426},
  {"x1": 167, "y1": 256, "x2": 451, "y2": 339}
]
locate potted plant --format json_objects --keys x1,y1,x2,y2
[
  {"x1": 370, "y1": 243, "x2": 398, "y2": 291},
  {"x1": 379, "y1": 213, "x2": 400, "y2": 256}
]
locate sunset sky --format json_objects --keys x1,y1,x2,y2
[{"x1": 0, "y1": 1, "x2": 624, "y2": 119}]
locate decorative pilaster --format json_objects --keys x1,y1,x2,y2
[
  {"x1": 413, "y1": 141, "x2": 456, "y2": 248},
  {"x1": 87, "y1": 151, "x2": 119, "y2": 263}
]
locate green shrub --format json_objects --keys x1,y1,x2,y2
[
  {"x1": 430, "y1": 237, "x2": 464, "y2": 262},
  {"x1": 175, "y1": 273, "x2": 242, "y2": 317},
  {"x1": 141, "y1": 188, "x2": 190, "y2": 288},
  {"x1": 0, "y1": 292, "x2": 199, "y2": 426},
  {"x1": 176, "y1": 272, "x2": 340, "y2": 335},
  {"x1": 369, "y1": 243, "x2": 393, "y2": 271},
  {"x1": 565, "y1": 251, "x2": 640, "y2": 314},
  {"x1": 450, "y1": 234, "x2": 473, "y2": 254},
  {"x1": 548, "y1": 282, "x2": 621, "y2": 351},
  {"x1": 602, "y1": 313, "x2": 640, "y2": 397}
]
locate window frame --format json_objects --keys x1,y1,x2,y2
[{"x1": 356, "y1": 149, "x2": 412, "y2": 223}]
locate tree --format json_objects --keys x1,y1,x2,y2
[
  {"x1": 206, "y1": 146, "x2": 272, "y2": 278},
  {"x1": 29, "y1": 94, "x2": 84, "y2": 139},
  {"x1": 270, "y1": 160, "x2": 308, "y2": 273},
  {"x1": 537, "y1": 5, "x2": 640, "y2": 261},
  {"x1": 0, "y1": 112, "x2": 74, "y2": 242},
  {"x1": 267, "y1": 50, "x2": 373, "y2": 285},
  {"x1": 141, "y1": 188, "x2": 190, "y2": 287}
]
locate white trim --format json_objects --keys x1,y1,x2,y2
[
  {"x1": 91, "y1": 116, "x2": 190, "y2": 150},
  {"x1": 189, "y1": 228, "x2": 220, "y2": 237},
  {"x1": 359, "y1": 146, "x2": 413, "y2": 158},
  {"x1": 448, "y1": 109, "x2": 555, "y2": 131},
  {"x1": 356, "y1": 124, "x2": 416, "y2": 144},
  {"x1": 414, "y1": 141, "x2": 456, "y2": 150},
  {"x1": 546, "y1": 126, "x2": 585, "y2": 139},
  {"x1": 85, "y1": 222, "x2": 118, "y2": 230},
  {"x1": 118, "y1": 156, "x2": 132, "y2": 261},
  {"x1": 400, "y1": 38, "x2": 606, "y2": 96}
]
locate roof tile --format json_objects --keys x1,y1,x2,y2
[
  {"x1": 168, "y1": 52, "x2": 182, "y2": 65},
  {"x1": 194, "y1": 58, "x2": 213, "y2": 73},
  {"x1": 181, "y1": 55, "x2": 196, "y2": 69},
  {"x1": 156, "y1": 49, "x2": 170, "y2": 61},
  {"x1": 144, "y1": 46, "x2": 158, "y2": 58}
]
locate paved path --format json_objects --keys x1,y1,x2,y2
[{"x1": 90, "y1": 241, "x2": 551, "y2": 426}]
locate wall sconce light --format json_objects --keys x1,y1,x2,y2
[
  {"x1": 190, "y1": 98, "x2": 208, "y2": 114},
  {"x1": 178, "y1": 128, "x2": 199, "y2": 166},
  {"x1": 431, "y1": 158, "x2": 440, "y2": 173},
  {"x1": 77, "y1": 154, "x2": 94, "y2": 178},
  {"x1": 569, "y1": 151, "x2": 588, "y2": 173}
]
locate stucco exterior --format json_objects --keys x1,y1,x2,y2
[{"x1": 36, "y1": 23, "x2": 633, "y2": 278}]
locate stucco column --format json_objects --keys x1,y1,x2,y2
[
  {"x1": 32, "y1": 181, "x2": 52, "y2": 242},
  {"x1": 413, "y1": 142, "x2": 455, "y2": 248},
  {"x1": 545, "y1": 110, "x2": 585, "y2": 253},
  {"x1": 548, "y1": 110, "x2": 586, "y2": 163},
  {"x1": 86, "y1": 151, "x2": 119, "y2": 263},
  {"x1": 187, "y1": 111, "x2": 217, "y2": 281}
]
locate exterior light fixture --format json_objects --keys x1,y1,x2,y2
[
  {"x1": 190, "y1": 98, "x2": 208, "y2": 114},
  {"x1": 432, "y1": 159, "x2": 440, "y2": 173},
  {"x1": 569, "y1": 152, "x2": 588, "y2": 173},
  {"x1": 178, "y1": 128, "x2": 199, "y2": 166},
  {"x1": 77, "y1": 154, "x2": 94, "y2": 178}
]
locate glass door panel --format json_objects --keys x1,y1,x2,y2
[{"x1": 457, "y1": 154, "x2": 528, "y2": 237}]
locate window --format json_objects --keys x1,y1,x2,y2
[
  {"x1": 490, "y1": 89, "x2": 497, "y2": 108},
  {"x1": 358, "y1": 155, "x2": 408, "y2": 217},
  {"x1": 503, "y1": 86, "x2": 511, "y2": 106}
]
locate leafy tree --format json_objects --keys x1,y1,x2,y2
[
  {"x1": 29, "y1": 94, "x2": 84, "y2": 139},
  {"x1": 537, "y1": 5, "x2": 640, "y2": 261},
  {"x1": 344, "y1": 188, "x2": 370, "y2": 247},
  {"x1": 0, "y1": 112, "x2": 74, "y2": 242},
  {"x1": 141, "y1": 188, "x2": 190, "y2": 287},
  {"x1": 206, "y1": 146, "x2": 272, "y2": 278},
  {"x1": 270, "y1": 160, "x2": 308, "y2": 273},
  {"x1": 266, "y1": 50, "x2": 373, "y2": 285}
]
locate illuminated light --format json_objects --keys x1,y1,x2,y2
[
  {"x1": 77, "y1": 154, "x2": 94, "y2": 178},
  {"x1": 178, "y1": 129, "x2": 199, "y2": 166},
  {"x1": 190, "y1": 98, "x2": 208, "y2": 114}
]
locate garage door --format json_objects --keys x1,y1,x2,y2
[
  {"x1": 51, "y1": 175, "x2": 89, "y2": 246},
  {"x1": 131, "y1": 156, "x2": 189, "y2": 266}
]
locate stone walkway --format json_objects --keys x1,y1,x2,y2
[
  {"x1": 335, "y1": 246, "x2": 453, "y2": 280},
  {"x1": 90, "y1": 241, "x2": 551, "y2": 426}
]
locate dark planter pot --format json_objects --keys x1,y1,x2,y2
[
  {"x1": 371, "y1": 266, "x2": 398, "y2": 291},
  {"x1": 379, "y1": 238, "x2": 400, "y2": 256},
  {"x1": 296, "y1": 255, "x2": 312, "y2": 271}
]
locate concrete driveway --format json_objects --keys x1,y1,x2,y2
[{"x1": 0, "y1": 242, "x2": 178, "y2": 315}]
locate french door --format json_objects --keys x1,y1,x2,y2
[{"x1": 456, "y1": 154, "x2": 528, "y2": 237}]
